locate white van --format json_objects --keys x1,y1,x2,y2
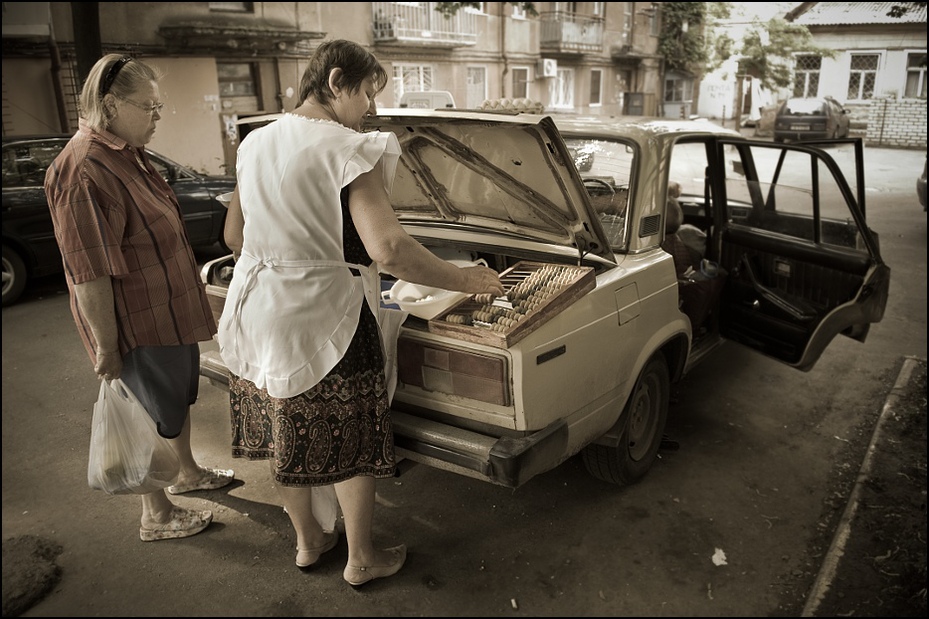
[{"x1": 399, "y1": 90, "x2": 455, "y2": 109}]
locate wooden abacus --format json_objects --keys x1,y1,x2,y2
[{"x1": 427, "y1": 260, "x2": 596, "y2": 348}]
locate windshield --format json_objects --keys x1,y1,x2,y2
[{"x1": 563, "y1": 137, "x2": 636, "y2": 249}]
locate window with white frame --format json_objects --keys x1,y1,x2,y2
[
  {"x1": 904, "y1": 52, "x2": 927, "y2": 99},
  {"x1": 512, "y1": 4, "x2": 526, "y2": 19},
  {"x1": 590, "y1": 69, "x2": 602, "y2": 106},
  {"x1": 847, "y1": 54, "x2": 879, "y2": 100},
  {"x1": 664, "y1": 76, "x2": 692, "y2": 102},
  {"x1": 512, "y1": 67, "x2": 530, "y2": 99},
  {"x1": 592, "y1": 2, "x2": 604, "y2": 17},
  {"x1": 549, "y1": 67, "x2": 575, "y2": 110},
  {"x1": 793, "y1": 55, "x2": 821, "y2": 98},
  {"x1": 393, "y1": 64, "x2": 434, "y2": 104}
]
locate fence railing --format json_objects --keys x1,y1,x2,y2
[{"x1": 372, "y1": 2, "x2": 477, "y2": 47}]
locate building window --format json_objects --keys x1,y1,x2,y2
[
  {"x1": 649, "y1": 8, "x2": 659, "y2": 36},
  {"x1": 512, "y1": 4, "x2": 526, "y2": 19},
  {"x1": 664, "y1": 76, "x2": 692, "y2": 102},
  {"x1": 623, "y1": 2, "x2": 633, "y2": 44},
  {"x1": 464, "y1": 3, "x2": 485, "y2": 13},
  {"x1": 549, "y1": 68, "x2": 575, "y2": 109},
  {"x1": 393, "y1": 64, "x2": 434, "y2": 104},
  {"x1": 847, "y1": 54, "x2": 879, "y2": 100},
  {"x1": 793, "y1": 54, "x2": 821, "y2": 98},
  {"x1": 904, "y1": 52, "x2": 927, "y2": 99},
  {"x1": 592, "y1": 2, "x2": 604, "y2": 17},
  {"x1": 217, "y1": 62, "x2": 257, "y2": 101},
  {"x1": 590, "y1": 69, "x2": 602, "y2": 106},
  {"x1": 209, "y1": 2, "x2": 253, "y2": 12},
  {"x1": 512, "y1": 67, "x2": 530, "y2": 99}
]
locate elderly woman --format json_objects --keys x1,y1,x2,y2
[
  {"x1": 219, "y1": 40, "x2": 503, "y2": 585},
  {"x1": 44, "y1": 54, "x2": 234, "y2": 541}
]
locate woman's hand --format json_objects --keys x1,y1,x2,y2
[
  {"x1": 94, "y1": 349, "x2": 123, "y2": 381},
  {"x1": 460, "y1": 266, "x2": 505, "y2": 297}
]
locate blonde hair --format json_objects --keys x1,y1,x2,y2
[{"x1": 79, "y1": 54, "x2": 163, "y2": 131}]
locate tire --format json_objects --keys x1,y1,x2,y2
[
  {"x1": 2, "y1": 244, "x2": 28, "y2": 307},
  {"x1": 581, "y1": 355, "x2": 670, "y2": 485}
]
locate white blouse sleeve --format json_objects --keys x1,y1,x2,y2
[{"x1": 344, "y1": 130, "x2": 402, "y2": 193}]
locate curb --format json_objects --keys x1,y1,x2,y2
[{"x1": 800, "y1": 355, "x2": 926, "y2": 617}]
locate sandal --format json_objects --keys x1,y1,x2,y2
[
  {"x1": 296, "y1": 530, "x2": 339, "y2": 568},
  {"x1": 343, "y1": 544, "x2": 407, "y2": 587},
  {"x1": 139, "y1": 506, "x2": 213, "y2": 542},
  {"x1": 167, "y1": 467, "x2": 235, "y2": 495}
]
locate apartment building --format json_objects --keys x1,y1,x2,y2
[{"x1": 2, "y1": 2, "x2": 667, "y2": 176}]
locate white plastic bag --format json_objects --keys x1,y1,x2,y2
[{"x1": 87, "y1": 378, "x2": 180, "y2": 495}]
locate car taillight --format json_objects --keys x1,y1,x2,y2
[{"x1": 396, "y1": 337, "x2": 511, "y2": 406}]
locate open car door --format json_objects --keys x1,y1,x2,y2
[{"x1": 715, "y1": 139, "x2": 890, "y2": 371}]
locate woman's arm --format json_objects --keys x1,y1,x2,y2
[
  {"x1": 73, "y1": 276, "x2": 122, "y2": 378},
  {"x1": 349, "y1": 162, "x2": 503, "y2": 297},
  {"x1": 223, "y1": 186, "x2": 244, "y2": 259}
]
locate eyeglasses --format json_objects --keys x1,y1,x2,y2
[{"x1": 116, "y1": 96, "x2": 165, "y2": 115}]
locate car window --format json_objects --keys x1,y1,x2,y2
[
  {"x1": 669, "y1": 141, "x2": 710, "y2": 203},
  {"x1": 563, "y1": 137, "x2": 636, "y2": 249},
  {"x1": 724, "y1": 143, "x2": 864, "y2": 249},
  {"x1": 782, "y1": 99, "x2": 827, "y2": 115},
  {"x1": 2, "y1": 141, "x2": 64, "y2": 188}
]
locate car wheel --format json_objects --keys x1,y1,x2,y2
[
  {"x1": 581, "y1": 354, "x2": 670, "y2": 486},
  {"x1": 2, "y1": 245, "x2": 28, "y2": 307}
]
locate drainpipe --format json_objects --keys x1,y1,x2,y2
[{"x1": 48, "y1": 13, "x2": 70, "y2": 133}]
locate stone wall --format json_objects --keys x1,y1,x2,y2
[{"x1": 865, "y1": 98, "x2": 927, "y2": 150}]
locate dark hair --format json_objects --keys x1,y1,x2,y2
[{"x1": 298, "y1": 39, "x2": 388, "y2": 105}]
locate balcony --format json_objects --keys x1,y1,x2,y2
[
  {"x1": 372, "y1": 2, "x2": 477, "y2": 48},
  {"x1": 539, "y1": 11, "x2": 604, "y2": 54}
]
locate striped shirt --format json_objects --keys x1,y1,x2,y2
[{"x1": 44, "y1": 120, "x2": 216, "y2": 364}]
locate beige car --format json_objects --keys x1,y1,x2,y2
[{"x1": 200, "y1": 109, "x2": 889, "y2": 488}]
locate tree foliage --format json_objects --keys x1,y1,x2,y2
[
  {"x1": 657, "y1": 2, "x2": 710, "y2": 74},
  {"x1": 738, "y1": 17, "x2": 836, "y2": 91}
]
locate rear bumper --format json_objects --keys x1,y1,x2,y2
[
  {"x1": 391, "y1": 408, "x2": 569, "y2": 488},
  {"x1": 199, "y1": 349, "x2": 568, "y2": 488},
  {"x1": 773, "y1": 129, "x2": 830, "y2": 141}
]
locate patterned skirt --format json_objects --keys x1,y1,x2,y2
[{"x1": 229, "y1": 304, "x2": 395, "y2": 486}]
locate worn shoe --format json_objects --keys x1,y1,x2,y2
[
  {"x1": 295, "y1": 530, "x2": 339, "y2": 568},
  {"x1": 139, "y1": 506, "x2": 213, "y2": 542},
  {"x1": 343, "y1": 544, "x2": 407, "y2": 587},
  {"x1": 167, "y1": 467, "x2": 234, "y2": 495}
]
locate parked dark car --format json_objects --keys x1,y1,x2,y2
[
  {"x1": 773, "y1": 97, "x2": 851, "y2": 142},
  {"x1": 2, "y1": 135, "x2": 236, "y2": 306}
]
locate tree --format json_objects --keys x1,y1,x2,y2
[
  {"x1": 737, "y1": 17, "x2": 835, "y2": 91},
  {"x1": 658, "y1": 3, "x2": 733, "y2": 75}
]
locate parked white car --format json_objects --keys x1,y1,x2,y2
[{"x1": 200, "y1": 109, "x2": 889, "y2": 488}]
